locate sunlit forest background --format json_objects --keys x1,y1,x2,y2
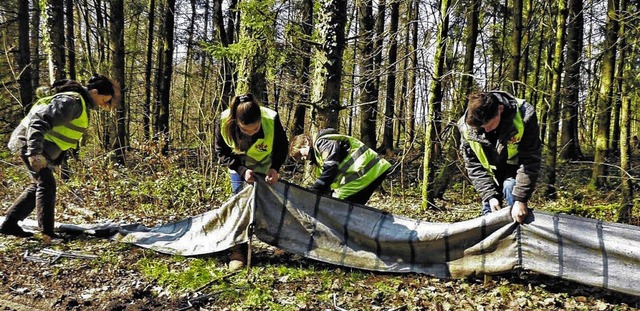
[{"x1": 1, "y1": 0, "x2": 639, "y2": 223}]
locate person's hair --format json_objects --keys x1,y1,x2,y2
[
  {"x1": 465, "y1": 92, "x2": 501, "y2": 128},
  {"x1": 289, "y1": 134, "x2": 312, "y2": 162},
  {"x1": 51, "y1": 74, "x2": 120, "y2": 108},
  {"x1": 224, "y1": 93, "x2": 262, "y2": 143}
]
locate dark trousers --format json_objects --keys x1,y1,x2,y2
[
  {"x1": 343, "y1": 170, "x2": 389, "y2": 205},
  {"x1": 4, "y1": 155, "x2": 56, "y2": 233}
]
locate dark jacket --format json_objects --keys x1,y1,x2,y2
[
  {"x1": 214, "y1": 112, "x2": 288, "y2": 177},
  {"x1": 8, "y1": 87, "x2": 95, "y2": 163},
  {"x1": 457, "y1": 92, "x2": 541, "y2": 204}
]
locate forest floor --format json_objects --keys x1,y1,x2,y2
[{"x1": 1, "y1": 147, "x2": 640, "y2": 310}]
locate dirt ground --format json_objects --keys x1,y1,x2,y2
[
  {"x1": 0, "y1": 232, "x2": 182, "y2": 310},
  {"x1": 2, "y1": 230, "x2": 640, "y2": 311}
]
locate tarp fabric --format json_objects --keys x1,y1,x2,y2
[{"x1": 7, "y1": 178, "x2": 640, "y2": 296}]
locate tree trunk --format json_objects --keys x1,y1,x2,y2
[
  {"x1": 143, "y1": 0, "x2": 156, "y2": 141},
  {"x1": 380, "y1": 0, "x2": 400, "y2": 152},
  {"x1": 590, "y1": 0, "x2": 619, "y2": 189},
  {"x1": 65, "y1": 0, "x2": 76, "y2": 80},
  {"x1": 45, "y1": 0, "x2": 66, "y2": 82},
  {"x1": 422, "y1": 0, "x2": 450, "y2": 209},
  {"x1": 30, "y1": 0, "x2": 41, "y2": 90},
  {"x1": 357, "y1": 0, "x2": 377, "y2": 148},
  {"x1": 313, "y1": 0, "x2": 348, "y2": 130},
  {"x1": 158, "y1": 0, "x2": 175, "y2": 155},
  {"x1": 508, "y1": 0, "x2": 523, "y2": 95},
  {"x1": 18, "y1": 0, "x2": 33, "y2": 112},
  {"x1": 559, "y1": 0, "x2": 584, "y2": 161},
  {"x1": 617, "y1": 0, "x2": 632, "y2": 223},
  {"x1": 544, "y1": 0, "x2": 568, "y2": 199},
  {"x1": 405, "y1": 0, "x2": 418, "y2": 145},
  {"x1": 110, "y1": 0, "x2": 126, "y2": 163},
  {"x1": 291, "y1": 0, "x2": 313, "y2": 136}
]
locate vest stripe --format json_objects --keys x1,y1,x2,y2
[{"x1": 314, "y1": 133, "x2": 391, "y2": 199}]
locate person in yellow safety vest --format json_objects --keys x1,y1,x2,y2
[
  {"x1": 1, "y1": 75, "x2": 119, "y2": 238},
  {"x1": 458, "y1": 91, "x2": 541, "y2": 223},
  {"x1": 289, "y1": 128, "x2": 391, "y2": 205},
  {"x1": 214, "y1": 93, "x2": 289, "y2": 270}
]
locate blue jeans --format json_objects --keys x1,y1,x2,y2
[
  {"x1": 230, "y1": 171, "x2": 244, "y2": 194},
  {"x1": 482, "y1": 177, "x2": 515, "y2": 215}
]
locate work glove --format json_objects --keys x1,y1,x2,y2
[{"x1": 28, "y1": 154, "x2": 48, "y2": 172}]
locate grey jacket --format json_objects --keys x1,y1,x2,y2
[
  {"x1": 457, "y1": 92, "x2": 542, "y2": 204},
  {"x1": 8, "y1": 88, "x2": 95, "y2": 162}
]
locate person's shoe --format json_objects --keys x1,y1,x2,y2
[
  {"x1": 0, "y1": 221, "x2": 34, "y2": 238},
  {"x1": 41, "y1": 231, "x2": 63, "y2": 244},
  {"x1": 228, "y1": 246, "x2": 247, "y2": 271}
]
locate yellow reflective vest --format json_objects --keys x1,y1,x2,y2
[
  {"x1": 21, "y1": 91, "x2": 88, "y2": 151},
  {"x1": 462, "y1": 98, "x2": 525, "y2": 181},
  {"x1": 220, "y1": 107, "x2": 276, "y2": 174},
  {"x1": 313, "y1": 133, "x2": 391, "y2": 199}
]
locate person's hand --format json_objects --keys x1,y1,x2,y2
[
  {"x1": 28, "y1": 155, "x2": 47, "y2": 172},
  {"x1": 265, "y1": 168, "x2": 279, "y2": 185},
  {"x1": 489, "y1": 197, "x2": 502, "y2": 212},
  {"x1": 511, "y1": 201, "x2": 529, "y2": 223},
  {"x1": 243, "y1": 169, "x2": 256, "y2": 184}
]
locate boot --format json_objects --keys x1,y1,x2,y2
[
  {"x1": 228, "y1": 243, "x2": 248, "y2": 271},
  {"x1": 0, "y1": 219, "x2": 34, "y2": 238}
]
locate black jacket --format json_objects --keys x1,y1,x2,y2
[{"x1": 457, "y1": 92, "x2": 542, "y2": 204}]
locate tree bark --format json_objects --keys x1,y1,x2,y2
[
  {"x1": 18, "y1": 0, "x2": 33, "y2": 112},
  {"x1": 46, "y1": 0, "x2": 66, "y2": 82},
  {"x1": 110, "y1": 0, "x2": 127, "y2": 163},
  {"x1": 380, "y1": 0, "x2": 400, "y2": 152},
  {"x1": 559, "y1": 0, "x2": 584, "y2": 161},
  {"x1": 313, "y1": 0, "x2": 348, "y2": 130},
  {"x1": 590, "y1": 0, "x2": 619, "y2": 189},
  {"x1": 422, "y1": 0, "x2": 450, "y2": 209}
]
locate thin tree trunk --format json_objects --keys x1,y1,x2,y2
[
  {"x1": 110, "y1": 0, "x2": 126, "y2": 163},
  {"x1": 357, "y1": 0, "x2": 377, "y2": 147},
  {"x1": 65, "y1": 0, "x2": 76, "y2": 80},
  {"x1": 422, "y1": 0, "x2": 450, "y2": 209},
  {"x1": 314, "y1": 0, "x2": 347, "y2": 130},
  {"x1": 31, "y1": 0, "x2": 41, "y2": 90},
  {"x1": 560, "y1": 0, "x2": 584, "y2": 161},
  {"x1": 18, "y1": 0, "x2": 33, "y2": 112},
  {"x1": 590, "y1": 0, "x2": 619, "y2": 189},
  {"x1": 405, "y1": 0, "x2": 418, "y2": 145},
  {"x1": 381, "y1": 0, "x2": 399, "y2": 152},
  {"x1": 509, "y1": 0, "x2": 523, "y2": 95},
  {"x1": 544, "y1": 0, "x2": 568, "y2": 199},
  {"x1": 617, "y1": 0, "x2": 632, "y2": 223},
  {"x1": 291, "y1": 0, "x2": 313, "y2": 136},
  {"x1": 144, "y1": 0, "x2": 156, "y2": 140},
  {"x1": 158, "y1": 0, "x2": 175, "y2": 155},
  {"x1": 46, "y1": 0, "x2": 66, "y2": 82}
]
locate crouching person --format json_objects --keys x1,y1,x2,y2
[{"x1": 289, "y1": 128, "x2": 391, "y2": 205}]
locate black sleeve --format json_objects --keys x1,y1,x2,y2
[
  {"x1": 512, "y1": 109, "x2": 542, "y2": 202},
  {"x1": 309, "y1": 137, "x2": 343, "y2": 194},
  {"x1": 269, "y1": 114, "x2": 288, "y2": 171},
  {"x1": 214, "y1": 121, "x2": 248, "y2": 177}
]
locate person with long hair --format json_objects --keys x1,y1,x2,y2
[
  {"x1": 1, "y1": 74, "x2": 120, "y2": 238},
  {"x1": 214, "y1": 93, "x2": 289, "y2": 269}
]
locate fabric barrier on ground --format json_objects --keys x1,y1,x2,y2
[{"x1": 7, "y1": 178, "x2": 640, "y2": 296}]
